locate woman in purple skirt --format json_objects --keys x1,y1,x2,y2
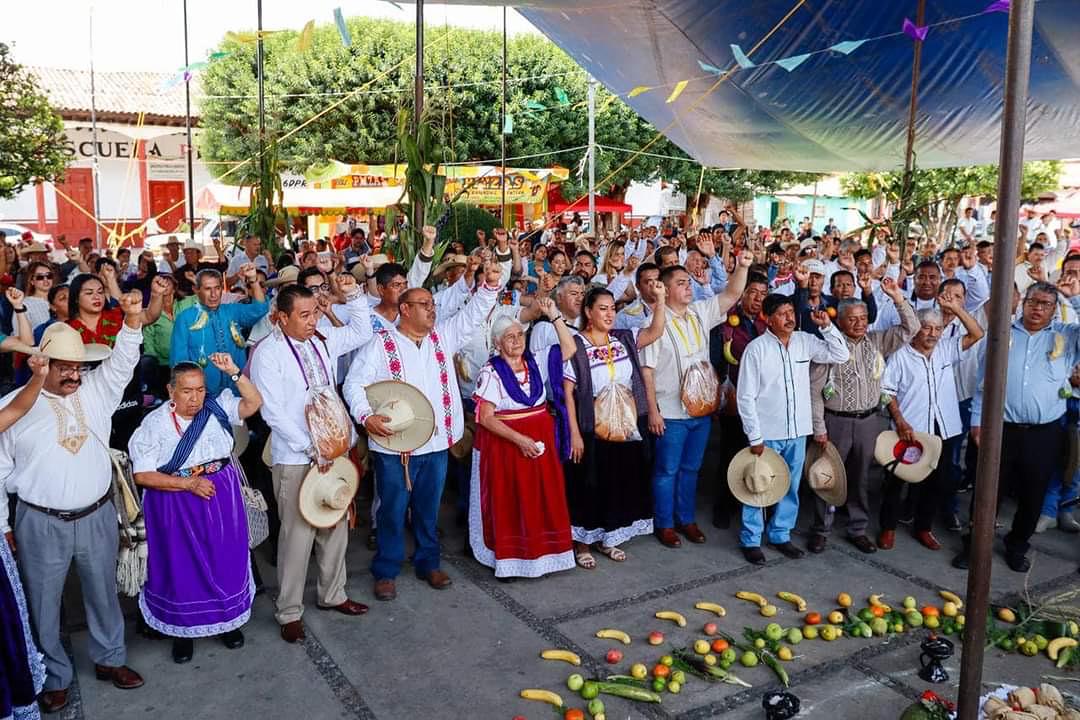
[{"x1": 128, "y1": 353, "x2": 262, "y2": 664}]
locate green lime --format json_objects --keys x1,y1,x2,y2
[
  {"x1": 740, "y1": 651, "x2": 759, "y2": 668},
  {"x1": 652, "y1": 678, "x2": 667, "y2": 693},
  {"x1": 581, "y1": 681, "x2": 599, "y2": 700},
  {"x1": 721, "y1": 648, "x2": 738, "y2": 664},
  {"x1": 587, "y1": 698, "x2": 605, "y2": 716},
  {"x1": 567, "y1": 674, "x2": 585, "y2": 692}
]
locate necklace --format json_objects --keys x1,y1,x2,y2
[{"x1": 47, "y1": 394, "x2": 89, "y2": 454}]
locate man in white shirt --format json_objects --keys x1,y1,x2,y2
[
  {"x1": 956, "y1": 206, "x2": 978, "y2": 245},
  {"x1": 344, "y1": 262, "x2": 503, "y2": 602},
  {"x1": 249, "y1": 277, "x2": 373, "y2": 644},
  {"x1": 736, "y1": 293, "x2": 849, "y2": 564},
  {"x1": 226, "y1": 235, "x2": 270, "y2": 285},
  {"x1": 0, "y1": 294, "x2": 148, "y2": 711},
  {"x1": 529, "y1": 275, "x2": 585, "y2": 359},
  {"x1": 641, "y1": 254, "x2": 751, "y2": 548},
  {"x1": 1015, "y1": 242, "x2": 1048, "y2": 295}
]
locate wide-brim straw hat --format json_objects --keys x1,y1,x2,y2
[
  {"x1": 727, "y1": 447, "x2": 791, "y2": 508},
  {"x1": 18, "y1": 242, "x2": 49, "y2": 256},
  {"x1": 365, "y1": 380, "x2": 435, "y2": 454},
  {"x1": 266, "y1": 265, "x2": 300, "y2": 287},
  {"x1": 36, "y1": 323, "x2": 111, "y2": 363},
  {"x1": 874, "y1": 430, "x2": 943, "y2": 483},
  {"x1": 299, "y1": 456, "x2": 360, "y2": 528},
  {"x1": 804, "y1": 441, "x2": 847, "y2": 506},
  {"x1": 434, "y1": 254, "x2": 468, "y2": 277}
]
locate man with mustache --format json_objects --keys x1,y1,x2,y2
[{"x1": 0, "y1": 291, "x2": 148, "y2": 713}]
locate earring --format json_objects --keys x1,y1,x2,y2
[{"x1": 168, "y1": 401, "x2": 176, "y2": 411}]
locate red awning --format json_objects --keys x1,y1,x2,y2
[{"x1": 548, "y1": 186, "x2": 631, "y2": 214}]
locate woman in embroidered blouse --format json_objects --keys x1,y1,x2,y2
[
  {"x1": 469, "y1": 297, "x2": 577, "y2": 579},
  {"x1": 563, "y1": 285, "x2": 666, "y2": 568},
  {"x1": 128, "y1": 354, "x2": 262, "y2": 664}
]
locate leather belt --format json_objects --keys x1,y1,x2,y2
[
  {"x1": 21, "y1": 492, "x2": 112, "y2": 522},
  {"x1": 826, "y1": 407, "x2": 879, "y2": 419}
]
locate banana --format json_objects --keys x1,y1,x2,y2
[
  {"x1": 189, "y1": 309, "x2": 208, "y2": 331},
  {"x1": 595, "y1": 629, "x2": 632, "y2": 645},
  {"x1": 735, "y1": 591, "x2": 769, "y2": 608},
  {"x1": 655, "y1": 610, "x2": 687, "y2": 627},
  {"x1": 1051, "y1": 333, "x2": 1065, "y2": 360},
  {"x1": 695, "y1": 602, "x2": 727, "y2": 617},
  {"x1": 777, "y1": 591, "x2": 807, "y2": 612},
  {"x1": 540, "y1": 649, "x2": 581, "y2": 666},
  {"x1": 229, "y1": 321, "x2": 245, "y2": 348},
  {"x1": 1047, "y1": 637, "x2": 1079, "y2": 661},
  {"x1": 868, "y1": 594, "x2": 892, "y2": 612},
  {"x1": 938, "y1": 590, "x2": 963, "y2": 609},
  {"x1": 520, "y1": 689, "x2": 564, "y2": 707},
  {"x1": 722, "y1": 339, "x2": 739, "y2": 366}
]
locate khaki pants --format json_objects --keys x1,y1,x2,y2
[{"x1": 273, "y1": 463, "x2": 348, "y2": 625}]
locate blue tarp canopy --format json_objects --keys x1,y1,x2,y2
[{"x1": 478, "y1": 0, "x2": 1080, "y2": 172}]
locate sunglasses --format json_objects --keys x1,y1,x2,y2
[{"x1": 34, "y1": 273, "x2": 54, "y2": 280}]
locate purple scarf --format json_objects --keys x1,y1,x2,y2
[{"x1": 490, "y1": 347, "x2": 570, "y2": 460}]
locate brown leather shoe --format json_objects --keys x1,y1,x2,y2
[
  {"x1": 807, "y1": 534, "x2": 828, "y2": 554},
  {"x1": 654, "y1": 528, "x2": 682, "y2": 548},
  {"x1": 38, "y1": 689, "x2": 68, "y2": 714},
  {"x1": 279, "y1": 620, "x2": 306, "y2": 644},
  {"x1": 877, "y1": 530, "x2": 895, "y2": 550},
  {"x1": 915, "y1": 530, "x2": 942, "y2": 551},
  {"x1": 419, "y1": 569, "x2": 452, "y2": 590},
  {"x1": 374, "y1": 578, "x2": 397, "y2": 601},
  {"x1": 847, "y1": 535, "x2": 877, "y2": 554},
  {"x1": 93, "y1": 664, "x2": 144, "y2": 690},
  {"x1": 676, "y1": 523, "x2": 707, "y2": 544},
  {"x1": 318, "y1": 598, "x2": 369, "y2": 616}
]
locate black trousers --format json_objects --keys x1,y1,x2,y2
[
  {"x1": 713, "y1": 414, "x2": 745, "y2": 516},
  {"x1": 881, "y1": 433, "x2": 961, "y2": 533},
  {"x1": 998, "y1": 419, "x2": 1063, "y2": 556}
]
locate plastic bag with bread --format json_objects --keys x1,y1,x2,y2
[
  {"x1": 593, "y1": 382, "x2": 640, "y2": 442},
  {"x1": 305, "y1": 386, "x2": 353, "y2": 464},
  {"x1": 681, "y1": 360, "x2": 721, "y2": 417}
]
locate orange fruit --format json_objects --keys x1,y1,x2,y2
[
  {"x1": 922, "y1": 606, "x2": 940, "y2": 618},
  {"x1": 870, "y1": 605, "x2": 886, "y2": 618},
  {"x1": 728, "y1": 315, "x2": 740, "y2": 327},
  {"x1": 652, "y1": 664, "x2": 671, "y2": 679},
  {"x1": 711, "y1": 638, "x2": 730, "y2": 653},
  {"x1": 826, "y1": 306, "x2": 837, "y2": 318},
  {"x1": 564, "y1": 709, "x2": 585, "y2": 720},
  {"x1": 805, "y1": 612, "x2": 822, "y2": 625}
]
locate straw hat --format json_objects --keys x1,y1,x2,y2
[
  {"x1": 804, "y1": 441, "x2": 847, "y2": 506},
  {"x1": 364, "y1": 380, "x2": 435, "y2": 454},
  {"x1": 266, "y1": 265, "x2": 300, "y2": 288},
  {"x1": 37, "y1": 323, "x2": 111, "y2": 363},
  {"x1": 434, "y1": 254, "x2": 468, "y2": 277},
  {"x1": 874, "y1": 430, "x2": 943, "y2": 483},
  {"x1": 183, "y1": 240, "x2": 203, "y2": 253},
  {"x1": 298, "y1": 456, "x2": 360, "y2": 528},
  {"x1": 727, "y1": 447, "x2": 791, "y2": 508},
  {"x1": 18, "y1": 242, "x2": 49, "y2": 257}
]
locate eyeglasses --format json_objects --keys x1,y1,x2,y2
[
  {"x1": 1024, "y1": 298, "x2": 1056, "y2": 310},
  {"x1": 403, "y1": 300, "x2": 435, "y2": 310},
  {"x1": 305, "y1": 283, "x2": 330, "y2": 292},
  {"x1": 34, "y1": 273, "x2": 53, "y2": 280},
  {"x1": 55, "y1": 364, "x2": 92, "y2": 377}
]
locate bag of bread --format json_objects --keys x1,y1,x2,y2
[
  {"x1": 593, "y1": 382, "x2": 639, "y2": 442},
  {"x1": 305, "y1": 386, "x2": 353, "y2": 464},
  {"x1": 681, "y1": 360, "x2": 721, "y2": 417}
]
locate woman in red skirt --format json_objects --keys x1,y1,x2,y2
[{"x1": 469, "y1": 298, "x2": 577, "y2": 578}]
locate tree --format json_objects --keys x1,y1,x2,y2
[
  {"x1": 0, "y1": 43, "x2": 68, "y2": 199},
  {"x1": 198, "y1": 18, "x2": 814, "y2": 206},
  {"x1": 841, "y1": 162, "x2": 1062, "y2": 242}
]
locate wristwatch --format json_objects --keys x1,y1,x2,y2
[{"x1": 229, "y1": 372, "x2": 241, "y2": 383}]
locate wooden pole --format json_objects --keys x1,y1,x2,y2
[
  {"x1": 899, "y1": 0, "x2": 927, "y2": 206},
  {"x1": 956, "y1": 2, "x2": 1036, "y2": 718}
]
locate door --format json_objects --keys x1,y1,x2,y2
[
  {"x1": 148, "y1": 180, "x2": 187, "y2": 232},
  {"x1": 54, "y1": 168, "x2": 96, "y2": 240}
]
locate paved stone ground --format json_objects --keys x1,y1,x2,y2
[{"x1": 43, "y1": 425, "x2": 1080, "y2": 719}]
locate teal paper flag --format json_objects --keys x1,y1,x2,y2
[
  {"x1": 698, "y1": 60, "x2": 724, "y2": 75},
  {"x1": 730, "y1": 44, "x2": 756, "y2": 69},
  {"x1": 775, "y1": 53, "x2": 811, "y2": 71},
  {"x1": 334, "y1": 8, "x2": 352, "y2": 47},
  {"x1": 525, "y1": 99, "x2": 547, "y2": 111},
  {"x1": 554, "y1": 87, "x2": 570, "y2": 106},
  {"x1": 830, "y1": 39, "x2": 868, "y2": 55},
  {"x1": 502, "y1": 114, "x2": 513, "y2": 135}
]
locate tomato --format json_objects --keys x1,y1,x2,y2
[
  {"x1": 710, "y1": 638, "x2": 729, "y2": 653},
  {"x1": 652, "y1": 663, "x2": 671, "y2": 678},
  {"x1": 870, "y1": 605, "x2": 886, "y2": 618},
  {"x1": 922, "y1": 606, "x2": 940, "y2": 618},
  {"x1": 564, "y1": 709, "x2": 585, "y2": 720},
  {"x1": 805, "y1": 612, "x2": 822, "y2": 625}
]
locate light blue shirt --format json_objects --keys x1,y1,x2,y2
[{"x1": 971, "y1": 301, "x2": 1080, "y2": 427}]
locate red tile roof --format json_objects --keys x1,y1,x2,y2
[{"x1": 26, "y1": 66, "x2": 201, "y2": 121}]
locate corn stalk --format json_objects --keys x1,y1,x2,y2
[{"x1": 244, "y1": 138, "x2": 290, "y2": 258}]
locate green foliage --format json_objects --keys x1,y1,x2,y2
[
  {"x1": 197, "y1": 17, "x2": 815, "y2": 202},
  {"x1": 243, "y1": 139, "x2": 290, "y2": 256},
  {"x1": 444, "y1": 203, "x2": 500, "y2": 250},
  {"x1": 0, "y1": 43, "x2": 68, "y2": 199}
]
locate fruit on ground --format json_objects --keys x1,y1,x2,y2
[
  {"x1": 652, "y1": 664, "x2": 670, "y2": 678},
  {"x1": 942, "y1": 602, "x2": 958, "y2": 618},
  {"x1": 802, "y1": 625, "x2": 819, "y2": 640},
  {"x1": 567, "y1": 674, "x2": 585, "y2": 691},
  {"x1": 905, "y1": 611, "x2": 924, "y2": 628},
  {"x1": 694, "y1": 639, "x2": 711, "y2": 655},
  {"x1": 828, "y1": 611, "x2": 845, "y2": 625},
  {"x1": 924, "y1": 616, "x2": 940, "y2": 630},
  {"x1": 648, "y1": 631, "x2": 665, "y2": 645},
  {"x1": 588, "y1": 699, "x2": 605, "y2": 717},
  {"x1": 605, "y1": 649, "x2": 623, "y2": 664},
  {"x1": 721, "y1": 648, "x2": 738, "y2": 665},
  {"x1": 858, "y1": 608, "x2": 875, "y2": 623},
  {"x1": 581, "y1": 681, "x2": 599, "y2": 700},
  {"x1": 870, "y1": 605, "x2": 886, "y2": 618},
  {"x1": 740, "y1": 651, "x2": 759, "y2": 667},
  {"x1": 1022, "y1": 641, "x2": 1039, "y2": 657},
  {"x1": 565, "y1": 709, "x2": 585, "y2": 720},
  {"x1": 652, "y1": 678, "x2": 666, "y2": 693},
  {"x1": 805, "y1": 612, "x2": 822, "y2": 625},
  {"x1": 754, "y1": 638, "x2": 766, "y2": 649},
  {"x1": 998, "y1": 608, "x2": 1017, "y2": 623},
  {"x1": 760, "y1": 604, "x2": 778, "y2": 617},
  {"x1": 956, "y1": 614, "x2": 966, "y2": 627},
  {"x1": 667, "y1": 680, "x2": 682, "y2": 694},
  {"x1": 659, "y1": 655, "x2": 674, "y2": 667},
  {"x1": 820, "y1": 625, "x2": 839, "y2": 641},
  {"x1": 765, "y1": 623, "x2": 784, "y2": 641},
  {"x1": 671, "y1": 670, "x2": 686, "y2": 684},
  {"x1": 903, "y1": 596, "x2": 917, "y2": 610},
  {"x1": 787, "y1": 628, "x2": 803, "y2": 644},
  {"x1": 703, "y1": 622, "x2": 718, "y2": 636},
  {"x1": 630, "y1": 663, "x2": 648, "y2": 680},
  {"x1": 777, "y1": 647, "x2": 794, "y2": 661},
  {"x1": 837, "y1": 593, "x2": 853, "y2": 607},
  {"x1": 871, "y1": 618, "x2": 889, "y2": 637},
  {"x1": 704, "y1": 654, "x2": 717, "y2": 666},
  {"x1": 921, "y1": 606, "x2": 940, "y2": 618},
  {"x1": 711, "y1": 638, "x2": 729, "y2": 653}
]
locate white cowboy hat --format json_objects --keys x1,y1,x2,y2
[
  {"x1": 364, "y1": 380, "x2": 436, "y2": 454},
  {"x1": 266, "y1": 265, "x2": 300, "y2": 288},
  {"x1": 36, "y1": 323, "x2": 111, "y2": 363},
  {"x1": 183, "y1": 240, "x2": 203, "y2": 252},
  {"x1": 434, "y1": 254, "x2": 468, "y2": 277},
  {"x1": 298, "y1": 456, "x2": 359, "y2": 528},
  {"x1": 874, "y1": 430, "x2": 943, "y2": 483},
  {"x1": 727, "y1": 447, "x2": 791, "y2": 508},
  {"x1": 804, "y1": 441, "x2": 847, "y2": 507}
]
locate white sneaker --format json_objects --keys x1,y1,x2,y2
[
  {"x1": 1057, "y1": 511, "x2": 1080, "y2": 534},
  {"x1": 1035, "y1": 514, "x2": 1057, "y2": 533}
]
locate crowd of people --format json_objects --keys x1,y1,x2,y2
[{"x1": 0, "y1": 205, "x2": 1078, "y2": 717}]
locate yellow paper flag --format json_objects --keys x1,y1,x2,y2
[
  {"x1": 296, "y1": 20, "x2": 315, "y2": 52},
  {"x1": 225, "y1": 31, "x2": 259, "y2": 44},
  {"x1": 628, "y1": 86, "x2": 651, "y2": 98},
  {"x1": 599, "y1": 94, "x2": 617, "y2": 112},
  {"x1": 666, "y1": 80, "x2": 689, "y2": 103}
]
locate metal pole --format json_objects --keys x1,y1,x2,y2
[
  {"x1": 810, "y1": 180, "x2": 819, "y2": 232},
  {"x1": 256, "y1": 0, "x2": 266, "y2": 206},
  {"x1": 500, "y1": 4, "x2": 507, "y2": 227},
  {"x1": 413, "y1": 0, "x2": 424, "y2": 232},
  {"x1": 900, "y1": 0, "x2": 927, "y2": 205},
  {"x1": 588, "y1": 78, "x2": 596, "y2": 233},
  {"x1": 88, "y1": 7, "x2": 103, "y2": 248},
  {"x1": 956, "y1": 2, "x2": 1036, "y2": 718},
  {"x1": 183, "y1": 0, "x2": 196, "y2": 245}
]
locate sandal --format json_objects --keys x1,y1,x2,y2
[
  {"x1": 594, "y1": 544, "x2": 626, "y2": 562},
  {"x1": 574, "y1": 546, "x2": 596, "y2": 570}
]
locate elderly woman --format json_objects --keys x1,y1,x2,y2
[
  {"x1": 469, "y1": 297, "x2": 577, "y2": 578},
  {"x1": 563, "y1": 285, "x2": 666, "y2": 568},
  {"x1": 128, "y1": 353, "x2": 262, "y2": 664}
]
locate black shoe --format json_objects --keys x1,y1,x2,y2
[
  {"x1": 951, "y1": 551, "x2": 969, "y2": 570},
  {"x1": 711, "y1": 509, "x2": 731, "y2": 530},
  {"x1": 366, "y1": 532, "x2": 377, "y2": 551},
  {"x1": 221, "y1": 629, "x2": 244, "y2": 649},
  {"x1": 742, "y1": 546, "x2": 766, "y2": 565},
  {"x1": 172, "y1": 638, "x2": 194, "y2": 664},
  {"x1": 807, "y1": 534, "x2": 827, "y2": 554},
  {"x1": 847, "y1": 535, "x2": 877, "y2": 554},
  {"x1": 1005, "y1": 553, "x2": 1031, "y2": 573},
  {"x1": 946, "y1": 513, "x2": 963, "y2": 532},
  {"x1": 898, "y1": 514, "x2": 914, "y2": 526},
  {"x1": 957, "y1": 483, "x2": 974, "y2": 494},
  {"x1": 770, "y1": 541, "x2": 805, "y2": 559}
]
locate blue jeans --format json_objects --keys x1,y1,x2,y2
[
  {"x1": 371, "y1": 450, "x2": 448, "y2": 580},
  {"x1": 740, "y1": 438, "x2": 806, "y2": 547},
  {"x1": 652, "y1": 416, "x2": 712, "y2": 529},
  {"x1": 1041, "y1": 402, "x2": 1079, "y2": 517}
]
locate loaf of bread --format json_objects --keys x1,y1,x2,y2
[
  {"x1": 305, "y1": 389, "x2": 352, "y2": 462},
  {"x1": 681, "y1": 361, "x2": 720, "y2": 417}
]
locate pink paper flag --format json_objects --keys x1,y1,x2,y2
[
  {"x1": 983, "y1": 0, "x2": 1009, "y2": 12},
  {"x1": 903, "y1": 18, "x2": 929, "y2": 42}
]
